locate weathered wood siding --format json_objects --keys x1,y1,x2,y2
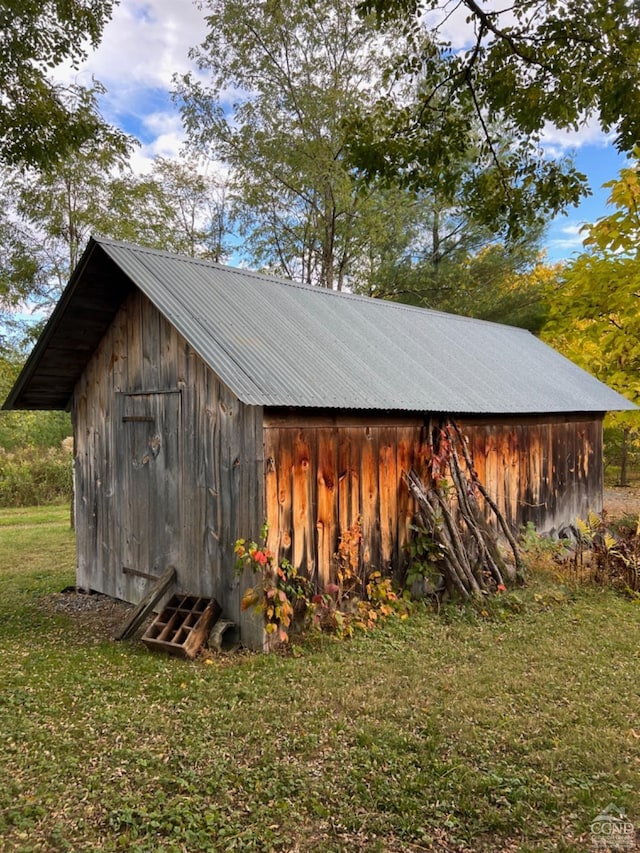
[
  {"x1": 73, "y1": 290, "x2": 266, "y2": 648},
  {"x1": 263, "y1": 414, "x2": 430, "y2": 585},
  {"x1": 461, "y1": 414, "x2": 603, "y2": 536},
  {"x1": 264, "y1": 412, "x2": 603, "y2": 586}
]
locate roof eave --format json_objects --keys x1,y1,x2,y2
[{"x1": 2, "y1": 237, "x2": 134, "y2": 411}]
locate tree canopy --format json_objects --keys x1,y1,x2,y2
[
  {"x1": 350, "y1": 0, "x2": 640, "y2": 237},
  {"x1": 0, "y1": 143, "x2": 234, "y2": 355},
  {"x1": 0, "y1": 0, "x2": 125, "y2": 169},
  {"x1": 177, "y1": 0, "x2": 415, "y2": 289},
  {"x1": 176, "y1": 0, "x2": 553, "y2": 293},
  {"x1": 359, "y1": 0, "x2": 640, "y2": 148},
  {"x1": 543, "y1": 153, "x2": 640, "y2": 479},
  {"x1": 544, "y1": 155, "x2": 640, "y2": 402}
]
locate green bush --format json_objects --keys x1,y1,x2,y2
[
  {"x1": 0, "y1": 446, "x2": 73, "y2": 507},
  {"x1": 0, "y1": 409, "x2": 71, "y2": 451}
]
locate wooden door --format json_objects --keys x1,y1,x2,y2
[{"x1": 120, "y1": 391, "x2": 182, "y2": 602}]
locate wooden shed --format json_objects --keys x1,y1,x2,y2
[{"x1": 4, "y1": 237, "x2": 634, "y2": 649}]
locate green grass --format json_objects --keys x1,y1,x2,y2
[{"x1": 1, "y1": 506, "x2": 639, "y2": 852}]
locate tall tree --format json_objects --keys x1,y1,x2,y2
[
  {"x1": 7, "y1": 134, "x2": 136, "y2": 311},
  {"x1": 141, "y1": 157, "x2": 234, "y2": 262},
  {"x1": 376, "y1": 237, "x2": 557, "y2": 331},
  {"x1": 350, "y1": 0, "x2": 638, "y2": 233},
  {"x1": 0, "y1": 1, "x2": 126, "y2": 169},
  {"x1": 1, "y1": 147, "x2": 236, "y2": 341},
  {"x1": 545, "y1": 156, "x2": 640, "y2": 401},
  {"x1": 176, "y1": 0, "x2": 423, "y2": 289},
  {"x1": 0, "y1": 204, "x2": 43, "y2": 347},
  {"x1": 544, "y1": 154, "x2": 640, "y2": 481}
]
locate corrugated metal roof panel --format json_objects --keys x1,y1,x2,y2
[{"x1": 97, "y1": 237, "x2": 634, "y2": 414}]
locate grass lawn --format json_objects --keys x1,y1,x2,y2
[{"x1": 0, "y1": 505, "x2": 639, "y2": 852}]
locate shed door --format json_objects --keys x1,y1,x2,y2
[{"x1": 120, "y1": 391, "x2": 182, "y2": 602}]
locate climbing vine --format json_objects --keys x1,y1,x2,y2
[
  {"x1": 235, "y1": 527, "x2": 313, "y2": 644},
  {"x1": 235, "y1": 519, "x2": 409, "y2": 645}
]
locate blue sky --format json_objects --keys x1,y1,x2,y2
[
  {"x1": 58, "y1": 0, "x2": 628, "y2": 266},
  {"x1": 544, "y1": 142, "x2": 628, "y2": 263}
]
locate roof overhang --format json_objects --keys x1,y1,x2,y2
[{"x1": 3, "y1": 238, "x2": 135, "y2": 410}]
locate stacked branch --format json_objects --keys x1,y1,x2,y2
[{"x1": 404, "y1": 420, "x2": 524, "y2": 600}]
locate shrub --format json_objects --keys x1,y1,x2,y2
[
  {"x1": 0, "y1": 446, "x2": 73, "y2": 507},
  {"x1": 0, "y1": 409, "x2": 71, "y2": 451},
  {"x1": 236, "y1": 520, "x2": 411, "y2": 645}
]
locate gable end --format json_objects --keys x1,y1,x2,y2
[{"x1": 3, "y1": 242, "x2": 135, "y2": 410}]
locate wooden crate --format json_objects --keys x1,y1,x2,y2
[{"x1": 142, "y1": 594, "x2": 221, "y2": 659}]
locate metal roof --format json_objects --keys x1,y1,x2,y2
[{"x1": 4, "y1": 236, "x2": 636, "y2": 414}]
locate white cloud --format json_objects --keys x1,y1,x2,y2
[
  {"x1": 67, "y1": 0, "x2": 207, "y2": 92},
  {"x1": 49, "y1": 0, "x2": 209, "y2": 171},
  {"x1": 422, "y1": 4, "x2": 476, "y2": 47},
  {"x1": 417, "y1": 3, "x2": 615, "y2": 161},
  {"x1": 422, "y1": 2, "x2": 518, "y2": 50},
  {"x1": 541, "y1": 119, "x2": 614, "y2": 158},
  {"x1": 128, "y1": 113, "x2": 186, "y2": 172},
  {"x1": 547, "y1": 221, "x2": 589, "y2": 255}
]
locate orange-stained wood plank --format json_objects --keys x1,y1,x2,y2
[
  {"x1": 292, "y1": 429, "x2": 315, "y2": 580},
  {"x1": 378, "y1": 428, "x2": 397, "y2": 572},
  {"x1": 264, "y1": 428, "x2": 281, "y2": 559},
  {"x1": 360, "y1": 426, "x2": 380, "y2": 571},
  {"x1": 316, "y1": 428, "x2": 338, "y2": 589},
  {"x1": 396, "y1": 426, "x2": 416, "y2": 576},
  {"x1": 337, "y1": 428, "x2": 361, "y2": 539}
]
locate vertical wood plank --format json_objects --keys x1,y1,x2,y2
[
  {"x1": 90, "y1": 323, "x2": 109, "y2": 594},
  {"x1": 360, "y1": 426, "x2": 380, "y2": 571},
  {"x1": 316, "y1": 428, "x2": 338, "y2": 589},
  {"x1": 203, "y1": 370, "x2": 222, "y2": 598},
  {"x1": 216, "y1": 384, "x2": 238, "y2": 610},
  {"x1": 278, "y1": 430, "x2": 294, "y2": 562},
  {"x1": 337, "y1": 427, "x2": 361, "y2": 578},
  {"x1": 505, "y1": 424, "x2": 519, "y2": 527},
  {"x1": 292, "y1": 429, "x2": 315, "y2": 580},
  {"x1": 141, "y1": 297, "x2": 161, "y2": 390},
  {"x1": 125, "y1": 292, "x2": 143, "y2": 392},
  {"x1": 378, "y1": 427, "x2": 397, "y2": 573},
  {"x1": 526, "y1": 423, "x2": 542, "y2": 529},
  {"x1": 264, "y1": 428, "x2": 279, "y2": 557},
  {"x1": 234, "y1": 397, "x2": 266, "y2": 650},
  {"x1": 396, "y1": 426, "x2": 414, "y2": 579},
  {"x1": 73, "y1": 375, "x2": 89, "y2": 590},
  {"x1": 264, "y1": 428, "x2": 293, "y2": 566},
  {"x1": 464, "y1": 423, "x2": 486, "y2": 519},
  {"x1": 591, "y1": 418, "x2": 604, "y2": 516},
  {"x1": 181, "y1": 350, "x2": 201, "y2": 595},
  {"x1": 109, "y1": 302, "x2": 127, "y2": 394}
]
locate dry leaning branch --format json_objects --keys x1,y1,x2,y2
[{"x1": 404, "y1": 419, "x2": 524, "y2": 600}]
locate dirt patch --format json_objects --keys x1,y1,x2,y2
[
  {"x1": 38, "y1": 589, "x2": 247, "y2": 659},
  {"x1": 38, "y1": 588, "x2": 143, "y2": 642},
  {"x1": 603, "y1": 486, "x2": 640, "y2": 522}
]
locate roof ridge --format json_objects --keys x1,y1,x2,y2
[{"x1": 91, "y1": 235, "x2": 527, "y2": 333}]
